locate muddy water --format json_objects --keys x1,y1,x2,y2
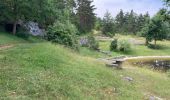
[{"x1": 133, "y1": 60, "x2": 170, "y2": 71}]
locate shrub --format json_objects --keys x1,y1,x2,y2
[
  {"x1": 46, "y1": 21, "x2": 79, "y2": 50},
  {"x1": 87, "y1": 35, "x2": 99, "y2": 50},
  {"x1": 16, "y1": 27, "x2": 29, "y2": 39},
  {"x1": 80, "y1": 35, "x2": 99, "y2": 50},
  {"x1": 105, "y1": 32, "x2": 114, "y2": 37},
  {"x1": 110, "y1": 39, "x2": 117, "y2": 51},
  {"x1": 117, "y1": 39, "x2": 131, "y2": 52}
]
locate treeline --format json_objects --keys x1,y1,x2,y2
[
  {"x1": 97, "y1": 8, "x2": 170, "y2": 47},
  {"x1": 0, "y1": 0, "x2": 169, "y2": 49},
  {"x1": 96, "y1": 10, "x2": 150, "y2": 36},
  {"x1": 0, "y1": 0, "x2": 96, "y2": 50},
  {"x1": 0, "y1": 0, "x2": 96, "y2": 34}
]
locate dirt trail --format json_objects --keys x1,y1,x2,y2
[{"x1": 0, "y1": 45, "x2": 14, "y2": 50}]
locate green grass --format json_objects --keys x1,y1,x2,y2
[
  {"x1": 0, "y1": 32, "x2": 45, "y2": 46},
  {"x1": 0, "y1": 32, "x2": 26, "y2": 45},
  {"x1": 0, "y1": 33, "x2": 170, "y2": 100},
  {"x1": 99, "y1": 35, "x2": 170, "y2": 56}
]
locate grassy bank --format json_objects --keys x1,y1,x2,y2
[{"x1": 0, "y1": 33, "x2": 170, "y2": 100}]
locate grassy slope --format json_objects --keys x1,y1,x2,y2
[
  {"x1": 0, "y1": 32, "x2": 27, "y2": 45},
  {"x1": 0, "y1": 33, "x2": 170, "y2": 100}
]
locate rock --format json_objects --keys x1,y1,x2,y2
[
  {"x1": 123, "y1": 77, "x2": 133, "y2": 82},
  {"x1": 24, "y1": 21, "x2": 45, "y2": 36},
  {"x1": 79, "y1": 38, "x2": 89, "y2": 46},
  {"x1": 106, "y1": 63, "x2": 119, "y2": 67},
  {"x1": 149, "y1": 96, "x2": 163, "y2": 100}
]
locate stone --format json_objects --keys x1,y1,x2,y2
[
  {"x1": 149, "y1": 96, "x2": 163, "y2": 100},
  {"x1": 24, "y1": 21, "x2": 45, "y2": 36},
  {"x1": 79, "y1": 38, "x2": 89, "y2": 46},
  {"x1": 123, "y1": 77, "x2": 133, "y2": 82}
]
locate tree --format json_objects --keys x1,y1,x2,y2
[
  {"x1": 136, "y1": 14, "x2": 145, "y2": 32},
  {"x1": 127, "y1": 10, "x2": 138, "y2": 34},
  {"x1": 102, "y1": 11, "x2": 115, "y2": 37},
  {"x1": 0, "y1": 0, "x2": 35, "y2": 34},
  {"x1": 141, "y1": 9, "x2": 170, "y2": 47},
  {"x1": 136, "y1": 13, "x2": 150, "y2": 33},
  {"x1": 115, "y1": 9, "x2": 125, "y2": 32},
  {"x1": 164, "y1": 0, "x2": 170, "y2": 6},
  {"x1": 76, "y1": 0, "x2": 96, "y2": 33},
  {"x1": 95, "y1": 17, "x2": 102, "y2": 30}
]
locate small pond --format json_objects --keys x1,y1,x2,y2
[
  {"x1": 132, "y1": 60, "x2": 170, "y2": 71},
  {"x1": 125, "y1": 58, "x2": 170, "y2": 71}
]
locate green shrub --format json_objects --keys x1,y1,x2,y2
[
  {"x1": 80, "y1": 35, "x2": 99, "y2": 50},
  {"x1": 16, "y1": 27, "x2": 29, "y2": 39},
  {"x1": 117, "y1": 39, "x2": 131, "y2": 52},
  {"x1": 46, "y1": 21, "x2": 79, "y2": 50},
  {"x1": 110, "y1": 39, "x2": 117, "y2": 51},
  {"x1": 105, "y1": 32, "x2": 114, "y2": 37},
  {"x1": 87, "y1": 35, "x2": 99, "y2": 50}
]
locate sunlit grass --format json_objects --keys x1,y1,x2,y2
[
  {"x1": 0, "y1": 33, "x2": 170, "y2": 99},
  {"x1": 99, "y1": 35, "x2": 170, "y2": 57}
]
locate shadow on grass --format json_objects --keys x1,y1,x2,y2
[{"x1": 147, "y1": 44, "x2": 169, "y2": 50}]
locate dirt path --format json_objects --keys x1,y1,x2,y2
[{"x1": 0, "y1": 44, "x2": 14, "y2": 50}]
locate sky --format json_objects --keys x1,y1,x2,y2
[{"x1": 93, "y1": 0, "x2": 165, "y2": 18}]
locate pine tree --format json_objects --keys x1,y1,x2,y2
[
  {"x1": 128, "y1": 10, "x2": 138, "y2": 34},
  {"x1": 102, "y1": 11, "x2": 115, "y2": 37},
  {"x1": 76, "y1": 0, "x2": 96, "y2": 33},
  {"x1": 137, "y1": 14, "x2": 145, "y2": 32},
  {"x1": 115, "y1": 9, "x2": 125, "y2": 32}
]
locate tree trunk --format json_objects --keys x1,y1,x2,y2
[
  {"x1": 145, "y1": 39, "x2": 149, "y2": 46},
  {"x1": 12, "y1": 21, "x2": 17, "y2": 35}
]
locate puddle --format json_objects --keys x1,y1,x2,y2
[{"x1": 133, "y1": 60, "x2": 170, "y2": 71}]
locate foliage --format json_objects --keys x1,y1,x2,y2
[
  {"x1": 80, "y1": 35, "x2": 99, "y2": 50},
  {"x1": 110, "y1": 39, "x2": 118, "y2": 51},
  {"x1": 99, "y1": 9, "x2": 151, "y2": 35},
  {"x1": 164, "y1": 0, "x2": 170, "y2": 6},
  {"x1": 117, "y1": 38, "x2": 132, "y2": 52},
  {"x1": 0, "y1": 0, "x2": 77, "y2": 34},
  {"x1": 140, "y1": 9, "x2": 170, "y2": 47},
  {"x1": 87, "y1": 35, "x2": 99, "y2": 50},
  {"x1": 102, "y1": 11, "x2": 115, "y2": 37},
  {"x1": 46, "y1": 21, "x2": 79, "y2": 50},
  {"x1": 76, "y1": 0, "x2": 96, "y2": 33},
  {"x1": 0, "y1": 0, "x2": 36, "y2": 34},
  {"x1": 16, "y1": 27, "x2": 29, "y2": 39},
  {"x1": 95, "y1": 17, "x2": 103, "y2": 30}
]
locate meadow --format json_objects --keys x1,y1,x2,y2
[{"x1": 0, "y1": 32, "x2": 170, "y2": 100}]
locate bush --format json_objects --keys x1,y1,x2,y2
[
  {"x1": 117, "y1": 39, "x2": 131, "y2": 52},
  {"x1": 46, "y1": 21, "x2": 79, "y2": 50},
  {"x1": 105, "y1": 32, "x2": 114, "y2": 37},
  {"x1": 110, "y1": 39, "x2": 117, "y2": 51},
  {"x1": 80, "y1": 35, "x2": 99, "y2": 50},
  {"x1": 16, "y1": 27, "x2": 29, "y2": 39},
  {"x1": 87, "y1": 35, "x2": 99, "y2": 50}
]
